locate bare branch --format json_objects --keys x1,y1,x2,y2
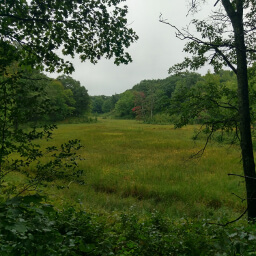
[
  {"x1": 207, "y1": 207, "x2": 248, "y2": 226},
  {"x1": 190, "y1": 126, "x2": 214, "y2": 159},
  {"x1": 159, "y1": 15, "x2": 238, "y2": 74},
  {"x1": 214, "y1": 0, "x2": 221, "y2": 7},
  {"x1": 231, "y1": 192, "x2": 246, "y2": 202},
  {"x1": 228, "y1": 173, "x2": 256, "y2": 180}
]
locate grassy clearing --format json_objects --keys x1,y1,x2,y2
[{"x1": 28, "y1": 119, "x2": 245, "y2": 219}]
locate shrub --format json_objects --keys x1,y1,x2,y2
[{"x1": 1, "y1": 195, "x2": 256, "y2": 255}]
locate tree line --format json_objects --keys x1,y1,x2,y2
[
  {"x1": 91, "y1": 67, "x2": 256, "y2": 127},
  {"x1": 0, "y1": 67, "x2": 91, "y2": 125}
]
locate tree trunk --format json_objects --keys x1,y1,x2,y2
[
  {"x1": 222, "y1": 0, "x2": 256, "y2": 221},
  {"x1": 235, "y1": 30, "x2": 256, "y2": 221}
]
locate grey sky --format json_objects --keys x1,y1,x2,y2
[{"x1": 50, "y1": 0, "x2": 212, "y2": 96}]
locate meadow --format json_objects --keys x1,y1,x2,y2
[{"x1": 40, "y1": 119, "x2": 245, "y2": 220}]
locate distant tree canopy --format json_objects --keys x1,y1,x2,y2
[
  {"x1": 92, "y1": 72, "x2": 205, "y2": 122},
  {"x1": 0, "y1": 67, "x2": 90, "y2": 124},
  {"x1": 114, "y1": 90, "x2": 135, "y2": 118},
  {"x1": 92, "y1": 67, "x2": 256, "y2": 129},
  {"x1": 57, "y1": 75, "x2": 90, "y2": 117},
  {"x1": 91, "y1": 94, "x2": 119, "y2": 114}
]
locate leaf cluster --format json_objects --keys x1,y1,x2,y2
[
  {"x1": 168, "y1": 67, "x2": 256, "y2": 147},
  {"x1": 1, "y1": 138, "x2": 85, "y2": 197},
  {"x1": 0, "y1": 0, "x2": 138, "y2": 73}
]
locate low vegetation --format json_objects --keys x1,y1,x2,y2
[
  {"x1": 1, "y1": 119, "x2": 255, "y2": 255},
  {"x1": 41, "y1": 119, "x2": 244, "y2": 219},
  {"x1": 2, "y1": 194, "x2": 256, "y2": 255}
]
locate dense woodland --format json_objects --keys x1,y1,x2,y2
[
  {"x1": 0, "y1": 69, "x2": 91, "y2": 124},
  {"x1": 91, "y1": 66, "x2": 256, "y2": 127},
  {"x1": 12, "y1": 64, "x2": 255, "y2": 133},
  {"x1": 10, "y1": 67, "x2": 246, "y2": 127}
]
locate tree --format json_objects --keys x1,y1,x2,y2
[
  {"x1": 161, "y1": 1, "x2": 256, "y2": 221},
  {"x1": 132, "y1": 91, "x2": 146, "y2": 120},
  {"x1": 57, "y1": 75, "x2": 90, "y2": 117},
  {"x1": 91, "y1": 95, "x2": 105, "y2": 114},
  {"x1": 170, "y1": 71, "x2": 239, "y2": 138},
  {"x1": 45, "y1": 79, "x2": 75, "y2": 121},
  {"x1": 1, "y1": 0, "x2": 138, "y2": 73},
  {"x1": 102, "y1": 97, "x2": 114, "y2": 113},
  {"x1": 114, "y1": 90, "x2": 135, "y2": 118},
  {"x1": 0, "y1": 0, "x2": 137, "y2": 195}
]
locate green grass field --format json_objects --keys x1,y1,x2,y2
[{"x1": 33, "y1": 119, "x2": 246, "y2": 220}]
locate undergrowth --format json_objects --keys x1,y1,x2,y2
[{"x1": 1, "y1": 194, "x2": 256, "y2": 256}]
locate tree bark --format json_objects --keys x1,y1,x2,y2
[{"x1": 222, "y1": 0, "x2": 256, "y2": 221}]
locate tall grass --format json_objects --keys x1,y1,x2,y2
[{"x1": 31, "y1": 119, "x2": 245, "y2": 219}]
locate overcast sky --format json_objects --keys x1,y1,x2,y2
[{"x1": 49, "y1": 0, "x2": 212, "y2": 96}]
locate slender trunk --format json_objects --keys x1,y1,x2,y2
[
  {"x1": 235, "y1": 25, "x2": 256, "y2": 221},
  {"x1": 222, "y1": 0, "x2": 256, "y2": 221},
  {"x1": 233, "y1": 8, "x2": 256, "y2": 221}
]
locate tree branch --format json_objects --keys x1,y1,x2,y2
[
  {"x1": 214, "y1": 0, "x2": 221, "y2": 7},
  {"x1": 159, "y1": 15, "x2": 238, "y2": 74},
  {"x1": 213, "y1": 47, "x2": 238, "y2": 74},
  {"x1": 231, "y1": 192, "x2": 245, "y2": 202},
  {"x1": 190, "y1": 126, "x2": 214, "y2": 159},
  {"x1": 0, "y1": 13, "x2": 70, "y2": 24},
  {"x1": 207, "y1": 207, "x2": 248, "y2": 226},
  {"x1": 228, "y1": 173, "x2": 256, "y2": 180}
]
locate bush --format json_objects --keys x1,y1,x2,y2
[
  {"x1": 61, "y1": 116, "x2": 97, "y2": 124},
  {"x1": 144, "y1": 113, "x2": 173, "y2": 125}
]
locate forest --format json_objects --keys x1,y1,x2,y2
[
  {"x1": 91, "y1": 68, "x2": 254, "y2": 128},
  {"x1": 1, "y1": 70, "x2": 91, "y2": 123}
]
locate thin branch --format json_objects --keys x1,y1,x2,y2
[
  {"x1": 214, "y1": 47, "x2": 238, "y2": 74},
  {"x1": 244, "y1": 27, "x2": 256, "y2": 33},
  {"x1": 190, "y1": 126, "x2": 214, "y2": 159},
  {"x1": 214, "y1": 0, "x2": 221, "y2": 7},
  {"x1": 159, "y1": 15, "x2": 238, "y2": 74},
  {"x1": 14, "y1": 181, "x2": 40, "y2": 198},
  {"x1": 231, "y1": 192, "x2": 246, "y2": 202},
  {"x1": 208, "y1": 97, "x2": 238, "y2": 110},
  {"x1": 235, "y1": 124, "x2": 241, "y2": 142},
  {"x1": 193, "y1": 124, "x2": 205, "y2": 140},
  {"x1": 228, "y1": 173, "x2": 256, "y2": 180},
  {"x1": 207, "y1": 207, "x2": 248, "y2": 226}
]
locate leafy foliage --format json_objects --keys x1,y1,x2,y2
[
  {"x1": 91, "y1": 94, "x2": 120, "y2": 114},
  {"x1": 1, "y1": 138, "x2": 84, "y2": 198},
  {"x1": 101, "y1": 72, "x2": 201, "y2": 123},
  {"x1": 114, "y1": 90, "x2": 135, "y2": 118},
  {"x1": 44, "y1": 79, "x2": 76, "y2": 121},
  {"x1": 171, "y1": 71, "x2": 238, "y2": 128},
  {"x1": 1, "y1": 195, "x2": 256, "y2": 255},
  {"x1": 57, "y1": 75, "x2": 90, "y2": 117},
  {"x1": 0, "y1": 0, "x2": 138, "y2": 73}
]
